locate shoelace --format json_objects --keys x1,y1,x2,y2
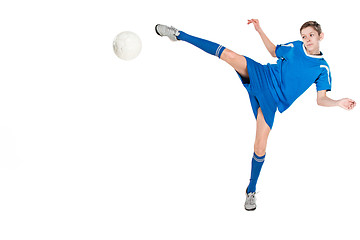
[
  {"x1": 159, "y1": 25, "x2": 172, "y2": 35},
  {"x1": 169, "y1": 26, "x2": 179, "y2": 36},
  {"x1": 247, "y1": 192, "x2": 256, "y2": 205}
]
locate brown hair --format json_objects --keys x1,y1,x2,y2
[{"x1": 300, "y1": 21, "x2": 322, "y2": 35}]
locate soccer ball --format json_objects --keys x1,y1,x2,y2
[{"x1": 113, "y1": 31, "x2": 142, "y2": 60}]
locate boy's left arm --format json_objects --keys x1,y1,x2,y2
[
  {"x1": 248, "y1": 19, "x2": 276, "y2": 58},
  {"x1": 317, "y1": 90, "x2": 356, "y2": 110}
]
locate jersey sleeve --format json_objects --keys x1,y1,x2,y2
[
  {"x1": 315, "y1": 65, "x2": 332, "y2": 91},
  {"x1": 275, "y1": 41, "x2": 297, "y2": 59}
]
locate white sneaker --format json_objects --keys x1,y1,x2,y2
[
  {"x1": 244, "y1": 189, "x2": 257, "y2": 211},
  {"x1": 155, "y1": 24, "x2": 180, "y2": 41}
]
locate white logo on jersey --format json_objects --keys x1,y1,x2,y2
[
  {"x1": 281, "y1": 43, "x2": 294, "y2": 48},
  {"x1": 320, "y1": 65, "x2": 331, "y2": 86}
]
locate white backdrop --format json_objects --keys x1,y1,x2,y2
[{"x1": 1, "y1": 0, "x2": 359, "y2": 239}]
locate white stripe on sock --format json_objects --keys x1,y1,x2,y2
[
  {"x1": 253, "y1": 154, "x2": 265, "y2": 162},
  {"x1": 216, "y1": 45, "x2": 223, "y2": 57}
]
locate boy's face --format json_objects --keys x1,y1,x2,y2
[{"x1": 300, "y1": 26, "x2": 324, "y2": 53}]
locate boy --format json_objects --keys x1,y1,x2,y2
[{"x1": 155, "y1": 20, "x2": 356, "y2": 211}]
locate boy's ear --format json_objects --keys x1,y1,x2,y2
[{"x1": 320, "y1": 32, "x2": 324, "y2": 41}]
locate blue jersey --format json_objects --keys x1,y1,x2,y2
[{"x1": 266, "y1": 40, "x2": 332, "y2": 113}]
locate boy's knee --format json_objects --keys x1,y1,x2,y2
[
  {"x1": 254, "y1": 143, "x2": 266, "y2": 157},
  {"x1": 221, "y1": 49, "x2": 236, "y2": 61}
]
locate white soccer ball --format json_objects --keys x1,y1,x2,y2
[{"x1": 113, "y1": 31, "x2": 142, "y2": 60}]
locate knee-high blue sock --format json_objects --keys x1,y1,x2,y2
[
  {"x1": 247, "y1": 153, "x2": 266, "y2": 193},
  {"x1": 177, "y1": 31, "x2": 226, "y2": 58}
]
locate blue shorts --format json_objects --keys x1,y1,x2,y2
[{"x1": 236, "y1": 56, "x2": 278, "y2": 129}]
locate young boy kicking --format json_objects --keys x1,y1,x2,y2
[{"x1": 155, "y1": 20, "x2": 356, "y2": 211}]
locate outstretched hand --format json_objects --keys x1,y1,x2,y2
[
  {"x1": 248, "y1": 19, "x2": 262, "y2": 32},
  {"x1": 337, "y1": 98, "x2": 356, "y2": 110}
]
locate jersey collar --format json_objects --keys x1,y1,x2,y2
[{"x1": 302, "y1": 43, "x2": 324, "y2": 59}]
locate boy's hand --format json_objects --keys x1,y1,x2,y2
[
  {"x1": 248, "y1": 19, "x2": 262, "y2": 32},
  {"x1": 337, "y1": 98, "x2": 356, "y2": 110}
]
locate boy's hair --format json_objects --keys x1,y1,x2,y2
[{"x1": 300, "y1": 21, "x2": 322, "y2": 35}]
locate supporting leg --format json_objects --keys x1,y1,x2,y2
[
  {"x1": 254, "y1": 107, "x2": 271, "y2": 157},
  {"x1": 247, "y1": 107, "x2": 271, "y2": 193}
]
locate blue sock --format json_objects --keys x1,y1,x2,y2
[
  {"x1": 247, "y1": 153, "x2": 266, "y2": 193},
  {"x1": 177, "y1": 31, "x2": 226, "y2": 58}
]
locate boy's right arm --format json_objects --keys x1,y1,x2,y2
[{"x1": 248, "y1": 19, "x2": 277, "y2": 58}]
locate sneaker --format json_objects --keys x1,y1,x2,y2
[
  {"x1": 155, "y1": 24, "x2": 180, "y2": 41},
  {"x1": 244, "y1": 188, "x2": 257, "y2": 211}
]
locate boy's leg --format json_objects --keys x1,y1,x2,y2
[
  {"x1": 155, "y1": 24, "x2": 249, "y2": 78},
  {"x1": 245, "y1": 108, "x2": 271, "y2": 211},
  {"x1": 177, "y1": 31, "x2": 226, "y2": 58},
  {"x1": 249, "y1": 107, "x2": 271, "y2": 192},
  {"x1": 220, "y1": 49, "x2": 249, "y2": 78},
  {"x1": 254, "y1": 107, "x2": 271, "y2": 157},
  {"x1": 179, "y1": 31, "x2": 249, "y2": 78}
]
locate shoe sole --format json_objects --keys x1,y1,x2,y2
[
  {"x1": 245, "y1": 207, "x2": 256, "y2": 211},
  {"x1": 155, "y1": 24, "x2": 161, "y2": 36}
]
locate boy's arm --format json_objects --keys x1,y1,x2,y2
[
  {"x1": 248, "y1": 19, "x2": 276, "y2": 58},
  {"x1": 317, "y1": 90, "x2": 356, "y2": 110}
]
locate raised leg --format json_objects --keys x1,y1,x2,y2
[
  {"x1": 220, "y1": 49, "x2": 249, "y2": 78},
  {"x1": 155, "y1": 25, "x2": 249, "y2": 78}
]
